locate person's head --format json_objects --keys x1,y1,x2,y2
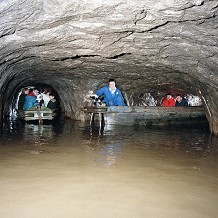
[
  {"x1": 32, "y1": 88, "x2": 39, "y2": 96},
  {"x1": 108, "y1": 79, "x2": 116, "y2": 90},
  {"x1": 43, "y1": 87, "x2": 51, "y2": 95},
  {"x1": 176, "y1": 94, "x2": 183, "y2": 103},
  {"x1": 49, "y1": 93, "x2": 55, "y2": 100},
  {"x1": 166, "y1": 93, "x2": 172, "y2": 100},
  {"x1": 22, "y1": 88, "x2": 29, "y2": 95}
]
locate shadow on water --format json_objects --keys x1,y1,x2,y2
[
  {"x1": 0, "y1": 117, "x2": 217, "y2": 218},
  {"x1": 0, "y1": 117, "x2": 217, "y2": 165}
]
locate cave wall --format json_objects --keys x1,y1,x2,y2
[{"x1": 0, "y1": 0, "x2": 217, "y2": 134}]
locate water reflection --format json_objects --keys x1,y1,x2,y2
[
  {"x1": 0, "y1": 118, "x2": 217, "y2": 169},
  {"x1": 84, "y1": 138, "x2": 123, "y2": 168},
  {"x1": 24, "y1": 124, "x2": 54, "y2": 145},
  {"x1": 98, "y1": 142, "x2": 122, "y2": 167},
  {"x1": 79, "y1": 122, "x2": 217, "y2": 170},
  {"x1": 0, "y1": 118, "x2": 217, "y2": 217}
]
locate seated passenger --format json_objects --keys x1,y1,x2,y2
[
  {"x1": 175, "y1": 94, "x2": 188, "y2": 106},
  {"x1": 186, "y1": 94, "x2": 202, "y2": 106},
  {"x1": 23, "y1": 88, "x2": 39, "y2": 110},
  {"x1": 41, "y1": 88, "x2": 51, "y2": 107},
  {"x1": 47, "y1": 93, "x2": 58, "y2": 110},
  {"x1": 18, "y1": 88, "x2": 29, "y2": 111},
  {"x1": 95, "y1": 79, "x2": 125, "y2": 106},
  {"x1": 162, "y1": 93, "x2": 175, "y2": 107}
]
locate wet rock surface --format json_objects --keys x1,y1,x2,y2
[{"x1": 0, "y1": 0, "x2": 217, "y2": 134}]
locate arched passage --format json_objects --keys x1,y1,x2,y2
[
  {"x1": 11, "y1": 84, "x2": 61, "y2": 115},
  {"x1": 0, "y1": 67, "x2": 210, "y2": 127},
  {"x1": 0, "y1": 0, "x2": 217, "y2": 134}
]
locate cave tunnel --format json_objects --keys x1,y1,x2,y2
[
  {"x1": 0, "y1": 1, "x2": 218, "y2": 217},
  {"x1": 11, "y1": 83, "x2": 61, "y2": 115},
  {"x1": 0, "y1": 0, "x2": 218, "y2": 134}
]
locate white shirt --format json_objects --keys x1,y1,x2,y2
[
  {"x1": 41, "y1": 93, "x2": 50, "y2": 107},
  {"x1": 109, "y1": 87, "x2": 116, "y2": 95}
]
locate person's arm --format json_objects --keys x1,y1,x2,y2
[
  {"x1": 96, "y1": 87, "x2": 106, "y2": 97},
  {"x1": 33, "y1": 97, "x2": 39, "y2": 107}
]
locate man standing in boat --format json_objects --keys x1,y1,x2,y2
[{"x1": 94, "y1": 79, "x2": 125, "y2": 106}]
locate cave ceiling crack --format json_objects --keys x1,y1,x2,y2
[
  {"x1": 106, "y1": 52, "x2": 132, "y2": 59},
  {"x1": 51, "y1": 52, "x2": 133, "y2": 61},
  {"x1": 109, "y1": 31, "x2": 134, "y2": 46},
  {"x1": 98, "y1": 31, "x2": 134, "y2": 47},
  {"x1": 135, "y1": 13, "x2": 216, "y2": 33},
  {"x1": 0, "y1": 29, "x2": 16, "y2": 39},
  {"x1": 0, "y1": 55, "x2": 37, "y2": 71},
  {"x1": 52, "y1": 54, "x2": 100, "y2": 61},
  {"x1": 134, "y1": 9, "x2": 147, "y2": 25}
]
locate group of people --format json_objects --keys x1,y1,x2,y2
[
  {"x1": 162, "y1": 93, "x2": 188, "y2": 107},
  {"x1": 18, "y1": 87, "x2": 59, "y2": 111},
  {"x1": 18, "y1": 80, "x2": 192, "y2": 111},
  {"x1": 91, "y1": 79, "x2": 189, "y2": 108}
]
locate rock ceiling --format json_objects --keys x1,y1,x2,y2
[{"x1": 0, "y1": 0, "x2": 217, "y2": 134}]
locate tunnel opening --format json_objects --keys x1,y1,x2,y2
[
  {"x1": 10, "y1": 83, "x2": 61, "y2": 120},
  {"x1": 3, "y1": 75, "x2": 209, "y2": 127},
  {"x1": 0, "y1": 64, "x2": 211, "y2": 134}
]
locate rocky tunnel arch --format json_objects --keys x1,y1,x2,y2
[
  {"x1": 11, "y1": 83, "x2": 61, "y2": 114},
  {"x1": 0, "y1": 63, "x2": 211, "y2": 120},
  {"x1": 0, "y1": 0, "x2": 217, "y2": 134}
]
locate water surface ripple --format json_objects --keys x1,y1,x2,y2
[{"x1": 0, "y1": 119, "x2": 217, "y2": 218}]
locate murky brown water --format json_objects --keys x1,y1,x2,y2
[{"x1": 0, "y1": 119, "x2": 217, "y2": 218}]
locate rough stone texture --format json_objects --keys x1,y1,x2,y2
[{"x1": 0, "y1": 0, "x2": 218, "y2": 134}]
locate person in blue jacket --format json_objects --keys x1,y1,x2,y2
[
  {"x1": 23, "y1": 88, "x2": 39, "y2": 110},
  {"x1": 95, "y1": 79, "x2": 125, "y2": 106}
]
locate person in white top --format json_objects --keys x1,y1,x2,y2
[{"x1": 41, "y1": 88, "x2": 51, "y2": 107}]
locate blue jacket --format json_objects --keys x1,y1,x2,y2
[
  {"x1": 23, "y1": 95, "x2": 38, "y2": 110},
  {"x1": 97, "y1": 86, "x2": 125, "y2": 106}
]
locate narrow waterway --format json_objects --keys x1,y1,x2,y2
[{"x1": 0, "y1": 119, "x2": 217, "y2": 218}]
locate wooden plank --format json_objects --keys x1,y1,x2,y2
[
  {"x1": 103, "y1": 112, "x2": 207, "y2": 126},
  {"x1": 84, "y1": 106, "x2": 205, "y2": 114},
  {"x1": 84, "y1": 106, "x2": 207, "y2": 126},
  {"x1": 24, "y1": 116, "x2": 54, "y2": 121},
  {"x1": 18, "y1": 107, "x2": 56, "y2": 121}
]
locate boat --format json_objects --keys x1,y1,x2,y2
[
  {"x1": 82, "y1": 106, "x2": 208, "y2": 126},
  {"x1": 18, "y1": 106, "x2": 57, "y2": 121}
]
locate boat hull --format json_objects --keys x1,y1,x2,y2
[
  {"x1": 18, "y1": 107, "x2": 57, "y2": 121},
  {"x1": 84, "y1": 106, "x2": 208, "y2": 126}
]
